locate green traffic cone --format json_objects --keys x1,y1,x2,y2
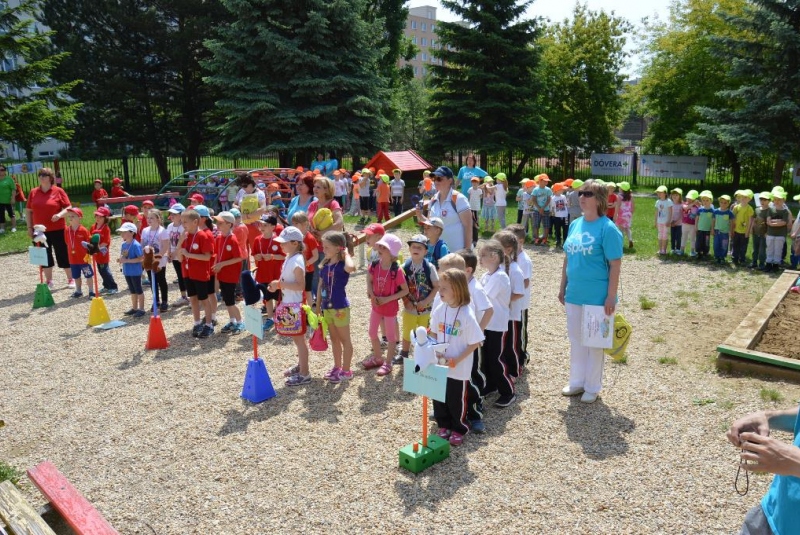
[{"x1": 33, "y1": 283, "x2": 55, "y2": 309}]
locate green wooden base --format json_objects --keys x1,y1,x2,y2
[
  {"x1": 399, "y1": 435, "x2": 450, "y2": 473},
  {"x1": 33, "y1": 283, "x2": 54, "y2": 309}
]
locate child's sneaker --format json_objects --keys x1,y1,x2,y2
[
  {"x1": 47, "y1": 280, "x2": 55, "y2": 290},
  {"x1": 88, "y1": 291, "x2": 95, "y2": 298},
  {"x1": 173, "y1": 296, "x2": 189, "y2": 307},
  {"x1": 338, "y1": 370, "x2": 354, "y2": 381},
  {"x1": 159, "y1": 302, "x2": 169, "y2": 313},
  {"x1": 231, "y1": 322, "x2": 245, "y2": 334},
  {"x1": 470, "y1": 420, "x2": 486, "y2": 434},
  {"x1": 324, "y1": 366, "x2": 341, "y2": 380},
  {"x1": 285, "y1": 374, "x2": 311, "y2": 387},
  {"x1": 690, "y1": 251, "x2": 698, "y2": 258},
  {"x1": 124, "y1": 308, "x2": 137, "y2": 316},
  {"x1": 99, "y1": 288, "x2": 109, "y2": 295},
  {"x1": 221, "y1": 321, "x2": 234, "y2": 333},
  {"x1": 198, "y1": 324, "x2": 214, "y2": 338},
  {"x1": 449, "y1": 431, "x2": 465, "y2": 446},
  {"x1": 283, "y1": 364, "x2": 300, "y2": 377},
  {"x1": 67, "y1": 279, "x2": 76, "y2": 289},
  {"x1": 437, "y1": 428, "x2": 451, "y2": 439},
  {"x1": 192, "y1": 324, "x2": 203, "y2": 337},
  {"x1": 133, "y1": 309, "x2": 146, "y2": 318},
  {"x1": 328, "y1": 370, "x2": 342, "y2": 384},
  {"x1": 380, "y1": 336, "x2": 388, "y2": 349},
  {"x1": 107, "y1": 288, "x2": 118, "y2": 295},
  {"x1": 376, "y1": 362, "x2": 393, "y2": 376},
  {"x1": 263, "y1": 318, "x2": 274, "y2": 331},
  {"x1": 361, "y1": 355, "x2": 384, "y2": 370},
  {"x1": 71, "y1": 291, "x2": 83, "y2": 298}
]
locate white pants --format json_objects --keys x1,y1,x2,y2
[
  {"x1": 681, "y1": 223, "x2": 696, "y2": 252},
  {"x1": 565, "y1": 303, "x2": 605, "y2": 395},
  {"x1": 765, "y1": 235, "x2": 785, "y2": 264}
]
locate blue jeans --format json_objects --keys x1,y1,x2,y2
[
  {"x1": 713, "y1": 230, "x2": 730, "y2": 260},
  {"x1": 97, "y1": 263, "x2": 118, "y2": 290}
]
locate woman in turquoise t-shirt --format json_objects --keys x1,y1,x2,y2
[
  {"x1": 456, "y1": 154, "x2": 487, "y2": 197},
  {"x1": 558, "y1": 179, "x2": 623, "y2": 404}
]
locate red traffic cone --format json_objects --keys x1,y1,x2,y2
[{"x1": 145, "y1": 316, "x2": 169, "y2": 350}]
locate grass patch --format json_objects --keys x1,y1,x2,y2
[
  {"x1": 639, "y1": 295, "x2": 657, "y2": 310},
  {"x1": 0, "y1": 460, "x2": 22, "y2": 485},
  {"x1": 658, "y1": 356, "x2": 678, "y2": 365},
  {"x1": 651, "y1": 335, "x2": 666, "y2": 343},
  {"x1": 675, "y1": 290, "x2": 702, "y2": 302},
  {"x1": 760, "y1": 388, "x2": 784, "y2": 403},
  {"x1": 718, "y1": 399, "x2": 735, "y2": 410},
  {"x1": 693, "y1": 397, "x2": 716, "y2": 406},
  {"x1": 612, "y1": 354, "x2": 628, "y2": 364},
  {"x1": 676, "y1": 299, "x2": 689, "y2": 309}
]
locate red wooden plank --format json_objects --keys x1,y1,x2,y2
[
  {"x1": 27, "y1": 461, "x2": 118, "y2": 535},
  {"x1": 98, "y1": 192, "x2": 180, "y2": 205}
]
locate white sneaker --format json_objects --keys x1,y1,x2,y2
[
  {"x1": 10, "y1": 227, "x2": 16, "y2": 232},
  {"x1": 0, "y1": 228, "x2": 4, "y2": 234},
  {"x1": 67, "y1": 279, "x2": 76, "y2": 289},
  {"x1": 561, "y1": 385, "x2": 584, "y2": 396},
  {"x1": 580, "y1": 392, "x2": 598, "y2": 403}
]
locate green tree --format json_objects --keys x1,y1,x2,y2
[
  {"x1": 205, "y1": 0, "x2": 389, "y2": 166},
  {"x1": 634, "y1": 0, "x2": 746, "y2": 183},
  {"x1": 42, "y1": 0, "x2": 226, "y2": 183},
  {"x1": 426, "y1": 0, "x2": 547, "y2": 178},
  {"x1": 689, "y1": 0, "x2": 800, "y2": 185},
  {"x1": 388, "y1": 77, "x2": 430, "y2": 150},
  {"x1": 0, "y1": 0, "x2": 80, "y2": 161},
  {"x1": 541, "y1": 4, "x2": 631, "y2": 178}
]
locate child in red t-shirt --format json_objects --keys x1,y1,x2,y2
[
  {"x1": 123, "y1": 205, "x2": 142, "y2": 241},
  {"x1": 64, "y1": 208, "x2": 92, "y2": 298},
  {"x1": 178, "y1": 208, "x2": 215, "y2": 338},
  {"x1": 289, "y1": 211, "x2": 319, "y2": 304},
  {"x1": 110, "y1": 177, "x2": 130, "y2": 198},
  {"x1": 92, "y1": 179, "x2": 109, "y2": 208},
  {"x1": 212, "y1": 211, "x2": 244, "y2": 334},
  {"x1": 253, "y1": 214, "x2": 285, "y2": 329},
  {"x1": 90, "y1": 207, "x2": 118, "y2": 294}
]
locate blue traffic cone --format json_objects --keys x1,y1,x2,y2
[{"x1": 241, "y1": 358, "x2": 276, "y2": 403}]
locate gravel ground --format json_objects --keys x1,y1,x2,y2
[{"x1": 2, "y1": 231, "x2": 799, "y2": 534}]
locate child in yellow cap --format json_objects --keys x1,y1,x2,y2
[
  {"x1": 750, "y1": 192, "x2": 771, "y2": 269},
  {"x1": 695, "y1": 190, "x2": 714, "y2": 259},
  {"x1": 654, "y1": 185, "x2": 672, "y2": 255},
  {"x1": 712, "y1": 194, "x2": 734, "y2": 264},
  {"x1": 731, "y1": 190, "x2": 754, "y2": 265}
]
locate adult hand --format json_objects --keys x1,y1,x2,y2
[
  {"x1": 557, "y1": 289, "x2": 565, "y2": 306},
  {"x1": 739, "y1": 432, "x2": 800, "y2": 477},
  {"x1": 51, "y1": 213, "x2": 62, "y2": 222},
  {"x1": 727, "y1": 412, "x2": 770, "y2": 447},
  {"x1": 604, "y1": 295, "x2": 616, "y2": 316}
]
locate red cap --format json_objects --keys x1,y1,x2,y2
[
  {"x1": 94, "y1": 207, "x2": 112, "y2": 217},
  {"x1": 93, "y1": 179, "x2": 103, "y2": 184},
  {"x1": 364, "y1": 223, "x2": 385, "y2": 236},
  {"x1": 189, "y1": 193, "x2": 204, "y2": 203},
  {"x1": 112, "y1": 177, "x2": 122, "y2": 185},
  {"x1": 142, "y1": 200, "x2": 155, "y2": 208},
  {"x1": 123, "y1": 205, "x2": 139, "y2": 215},
  {"x1": 66, "y1": 207, "x2": 83, "y2": 218}
]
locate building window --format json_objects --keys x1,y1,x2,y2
[
  {"x1": 412, "y1": 36, "x2": 417, "y2": 45},
  {"x1": 411, "y1": 20, "x2": 417, "y2": 29},
  {"x1": 422, "y1": 53, "x2": 427, "y2": 61},
  {"x1": 421, "y1": 22, "x2": 427, "y2": 32},
  {"x1": 431, "y1": 39, "x2": 436, "y2": 48},
  {"x1": 421, "y1": 37, "x2": 427, "y2": 46},
  {"x1": 431, "y1": 24, "x2": 436, "y2": 33},
  {"x1": 414, "y1": 66, "x2": 418, "y2": 76},
  {"x1": 422, "y1": 67, "x2": 427, "y2": 76},
  {"x1": 431, "y1": 56, "x2": 436, "y2": 63}
]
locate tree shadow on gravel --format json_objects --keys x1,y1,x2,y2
[
  {"x1": 358, "y1": 370, "x2": 412, "y2": 416},
  {"x1": 297, "y1": 380, "x2": 348, "y2": 424},
  {"x1": 560, "y1": 398, "x2": 634, "y2": 460},
  {"x1": 217, "y1": 397, "x2": 287, "y2": 436}
]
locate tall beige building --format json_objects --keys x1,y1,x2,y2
[{"x1": 400, "y1": 5, "x2": 443, "y2": 79}]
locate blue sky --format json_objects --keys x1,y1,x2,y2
[{"x1": 408, "y1": 0, "x2": 673, "y2": 75}]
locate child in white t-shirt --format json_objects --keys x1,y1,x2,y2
[
  {"x1": 550, "y1": 184, "x2": 569, "y2": 248},
  {"x1": 468, "y1": 177, "x2": 483, "y2": 248}
]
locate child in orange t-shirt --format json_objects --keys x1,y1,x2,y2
[
  {"x1": 110, "y1": 177, "x2": 130, "y2": 198},
  {"x1": 92, "y1": 179, "x2": 109, "y2": 208},
  {"x1": 252, "y1": 214, "x2": 285, "y2": 329},
  {"x1": 90, "y1": 207, "x2": 118, "y2": 294},
  {"x1": 375, "y1": 174, "x2": 391, "y2": 223},
  {"x1": 64, "y1": 208, "x2": 92, "y2": 298},
  {"x1": 289, "y1": 212, "x2": 319, "y2": 304}
]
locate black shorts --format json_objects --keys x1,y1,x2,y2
[
  {"x1": 219, "y1": 281, "x2": 237, "y2": 307},
  {"x1": 360, "y1": 197, "x2": 370, "y2": 211},
  {"x1": 206, "y1": 275, "x2": 216, "y2": 294},
  {"x1": 125, "y1": 275, "x2": 144, "y2": 295},
  {"x1": 185, "y1": 277, "x2": 210, "y2": 300},
  {"x1": 0, "y1": 204, "x2": 13, "y2": 223},
  {"x1": 263, "y1": 288, "x2": 281, "y2": 302},
  {"x1": 44, "y1": 230, "x2": 70, "y2": 269},
  {"x1": 304, "y1": 271, "x2": 313, "y2": 292}
]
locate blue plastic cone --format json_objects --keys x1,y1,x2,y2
[{"x1": 241, "y1": 358, "x2": 276, "y2": 403}]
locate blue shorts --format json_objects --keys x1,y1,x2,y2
[
  {"x1": 70, "y1": 264, "x2": 92, "y2": 280},
  {"x1": 125, "y1": 275, "x2": 144, "y2": 295}
]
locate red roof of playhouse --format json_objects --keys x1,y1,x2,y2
[{"x1": 365, "y1": 150, "x2": 432, "y2": 173}]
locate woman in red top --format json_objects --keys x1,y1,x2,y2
[{"x1": 25, "y1": 167, "x2": 73, "y2": 288}]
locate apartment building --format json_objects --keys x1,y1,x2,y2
[{"x1": 400, "y1": 5, "x2": 444, "y2": 79}]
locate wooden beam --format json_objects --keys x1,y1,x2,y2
[
  {"x1": 0, "y1": 480, "x2": 56, "y2": 535},
  {"x1": 350, "y1": 205, "x2": 424, "y2": 247},
  {"x1": 717, "y1": 344, "x2": 800, "y2": 371},
  {"x1": 717, "y1": 354, "x2": 800, "y2": 383},
  {"x1": 721, "y1": 270, "x2": 800, "y2": 349}
]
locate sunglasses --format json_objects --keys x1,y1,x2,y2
[
  {"x1": 577, "y1": 191, "x2": 595, "y2": 198},
  {"x1": 434, "y1": 176, "x2": 449, "y2": 182}
]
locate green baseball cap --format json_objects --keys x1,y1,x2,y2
[
  {"x1": 571, "y1": 179, "x2": 584, "y2": 189},
  {"x1": 655, "y1": 185, "x2": 668, "y2": 193},
  {"x1": 686, "y1": 190, "x2": 699, "y2": 200},
  {"x1": 699, "y1": 190, "x2": 713, "y2": 200}
]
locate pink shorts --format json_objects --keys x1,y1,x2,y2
[
  {"x1": 657, "y1": 223, "x2": 670, "y2": 240},
  {"x1": 369, "y1": 309, "x2": 398, "y2": 343}
]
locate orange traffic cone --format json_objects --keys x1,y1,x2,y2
[{"x1": 145, "y1": 316, "x2": 169, "y2": 350}]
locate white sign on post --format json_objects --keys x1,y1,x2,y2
[
  {"x1": 639, "y1": 155, "x2": 708, "y2": 180},
  {"x1": 590, "y1": 153, "x2": 633, "y2": 176}
]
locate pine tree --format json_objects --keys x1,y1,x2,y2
[
  {"x1": 0, "y1": 0, "x2": 80, "y2": 160},
  {"x1": 690, "y1": 0, "x2": 800, "y2": 184},
  {"x1": 205, "y1": 0, "x2": 390, "y2": 164},
  {"x1": 425, "y1": 0, "x2": 547, "y2": 174}
]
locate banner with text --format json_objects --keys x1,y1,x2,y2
[
  {"x1": 590, "y1": 153, "x2": 633, "y2": 176},
  {"x1": 9, "y1": 162, "x2": 43, "y2": 175},
  {"x1": 639, "y1": 155, "x2": 707, "y2": 181}
]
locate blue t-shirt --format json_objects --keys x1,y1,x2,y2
[
  {"x1": 121, "y1": 240, "x2": 143, "y2": 277},
  {"x1": 286, "y1": 195, "x2": 316, "y2": 223},
  {"x1": 324, "y1": 159, "x2": 339, "y2": 178},
  {"x1": 310, "y1": 160, "x2": 326, "y2": 174},
  {"x1": 457, "y1": 166, "x2": 487, "y2": 196},
  {"x1": 532, "y1": 186, "x2": 553, "y2": 211},
  {"x1": 762, "y1": 405, "x2": 800, "y2": 535},
  {"x1": 426, "y1": 239, "x2": 450, "y2": 268},
  {"x1": 320, "y1": 260, "x2": 350, "y2": 310},
  {"x1": 564, "y1": 216, "x2": 623, "y2": 306}
]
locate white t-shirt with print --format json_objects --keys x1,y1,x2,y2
[
  {"x1": 280, "y1": 253, "x2": 305, "y2": 303},
  {"x1": 480, "y1": 268, "x2": 510, "y2": 331},
  {"x1": 166, "y1": 222, "x2": 184, "y2": 254},
  {"x1": 551, "y1": 194, "x2": 569, "y2": 218},
  {"x1": 140, "y1": 226, "x2": 168, "y2": 254},
  {"x1": 655, "y1": 199, "x2": 674, "y2": 225},
  {"x1": 430, "y1": 302, "x2": 485, "y2": 381},
  {"x1": 468, "y1": 187, "x2": 483, "y2": 211}
]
